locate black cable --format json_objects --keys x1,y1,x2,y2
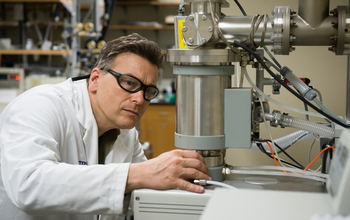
[
  {"x1": 256, "y1": 143, "x2": 304, "y2": 169},
  {"x1": 233, "y1": 0, "x2": 282, "y2": 70},
  {"x1": 234, "y1": 40, "x2": 350, "y2": 129},
  {"x1": 321, "y1": 138, "x2": 335, "y2": 174},
  {"x1": 234, "y1": 0, "x2": 247, "y2": 16},
  {"x1": 255, "y1": 140, "x2": 305, "y2": 169}
]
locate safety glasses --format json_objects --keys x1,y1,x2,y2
[{"x1": 107, "y1": 69, "x2": 159, "y2": 101}]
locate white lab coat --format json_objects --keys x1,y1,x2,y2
[{"x1": 0, "y1": 78, "x2": 147, "y2": 220}]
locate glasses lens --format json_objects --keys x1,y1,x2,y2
[
  {"x1": 144, "y1": 87, "x2": 159, "y2": 101},
  {"x1": 118, "y1": 75, "x2": 141, "y2": 92}
]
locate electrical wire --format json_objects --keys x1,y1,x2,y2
[
  {"x1": 233, "y1": 0, "x2": 282, "y2": 69},
  {"x1": 256, "y1": 143, "x2": 303, "y2": 169},
  {"x1": 304, "y1": 146, "x2": 335, "y2": 171},
  {"x1": 258, "y1": 96, "x2": 285, "y2": 167},
  {"x1": 266, "y1": 141, "x2": 282, "y2": 168},
  {"x1": 235, "y1": 40, "x2": 350, "y2": 128},
  {"x1": 256, "y1": 139, "x2": 305, "y2": 169},
  {"x1": 308, "y1": 138, "x2": 317, "y2": 164},
  {"x1": 243, "y1": 67, "x2": 325, "y2": 118}
]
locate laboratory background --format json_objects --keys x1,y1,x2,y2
[{"x1": 1, "y1": 0, "x2": 350, "y2": 219}]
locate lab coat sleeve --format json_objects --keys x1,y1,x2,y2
[
  {"x1": 131, "y1": 129, "x2": 148, "y2": 163},
  {"x1": 0, "y1": 92, "x2": 129, "y2": 215}
]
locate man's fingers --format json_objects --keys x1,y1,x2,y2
[
  {"x1": 180, "y1": 158, "x2": 210, "y2": 175},
  {"x1": 178, "y1": 150, "x2": 206, "y2": 164},
  {"x1": 176, "y1": 179, "x2": 205, "y2": 193}
]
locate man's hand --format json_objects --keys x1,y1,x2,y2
[{"x1": 126, "y1": 149, "x2": 211, "y2": 193}]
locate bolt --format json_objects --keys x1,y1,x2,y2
[
  {"x1": 202, "y1": 15, "x2": 207, "y2": 21},
  {"x1": 290, "y1": 19, "x2": 297, "y2": 25},
  {"x1": 289, "y1": 46, "x2": 295, "y2": 52},
  {"x1": 201, "y1": 38, "x2": 206, "y2": 44},
  {"x1": 188, "y1": 38, "x2": 194, "y2": 43},
  {"x1": 331, "y1": 20, "x2": 338, "y2": 26},
  {"x1": 330, "y1": 9, "x2": 338, "y2": 16},
  {"x1": 328, "y1": 46, "x2": 336, "y2": 52},
  {"x1": 271, "y1": 9, "x2": 275, "y2": 16},
  {"x1": 189, "y1": 14, "x2": 194, "y2": 21},
  {"x1": 182, "y1": 26, "x2": 187, "y2": 32},
  {"x1": 290, "y1": 35, "x2": 296, "y2": 42},
  {"x1": 290, "y1": 9, "x2": 297, "y2": 15},
  {"x1": 136, "y1": 197, "x2": 140, "y2": 201},
  {"x1": 271, "y1": 20, "x2": 274, "y2": 27},
  {"x1": 208, "y1": 26, "x2": 213, "y2": 32},
  {"x1": 330, "y1": 35, "x2": 338, "y2": 41}
]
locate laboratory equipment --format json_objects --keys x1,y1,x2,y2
[
  {"x1": 133, "y1": 0, "x2": 350, "y2": 219},
  {"x1": 0, "y1": 68, "x2": 24, "y2": 113}
]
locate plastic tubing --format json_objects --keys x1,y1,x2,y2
[
  {"x1": 243, "y1": 67, "x2": 325, "y2": 118},
  {"x1": 250, "y1": 130, "x2": 313, "y2": 151},
  {"x1": 282, "y1": 115, "x2": 334, "y2": 139},
  {"x1": 230, "y1": 169, "x2": 327, "y2": 183},
  {"x1": 206, "y1": 180, "x2": 238, "y2": 190},
  {"x1": 231, "y1": 165, "x2": 329, "y2": 179},
  {"x1": 314, "y1": 98, "x2": 350, "y2": 126}
]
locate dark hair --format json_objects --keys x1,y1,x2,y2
[{"x1": 94, "y1": 33, "x2": 163, "y2": 73}]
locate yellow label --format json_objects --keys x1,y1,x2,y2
[{"x1": 178, "y1": 20, "x2": 188, "y2": 49}]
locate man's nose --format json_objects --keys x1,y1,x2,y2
[{"x1": 132, "y1": 89, "x2": 145, "y2": 104}]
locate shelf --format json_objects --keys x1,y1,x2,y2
[
  {"x1": 116, "y1": 1, "x2": 183, "y2": 6},
  {"x1": 109, "y1": 24, "x2": 174, "y2": 30},
  {"x1": 0, "y1": 49, "x2": 71, "y2": 55}
]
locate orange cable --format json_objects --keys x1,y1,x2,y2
[
  {"x1": 304, "y1": 146, "x2": 335, "y2": 171},
  {"x1": 265, "y1": 141, "x2": 287, "y2": 173}
]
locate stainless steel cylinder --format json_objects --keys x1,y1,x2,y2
[
  {"x1": 176, "y1": 74, "x2": 231, "y2": 136},
  {"x1": 298, "y1": 0, "x2": 329, "y2": 28},
  {"x1": 219, "y1": 16, "x2": 274, "y2": 45},
  {"x1": 290, "y1": 16, "x2": 337, "y2": 46}
]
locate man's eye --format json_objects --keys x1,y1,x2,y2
[{"x1": 125, "y1": 80, "x2": 133, "y2": 85}]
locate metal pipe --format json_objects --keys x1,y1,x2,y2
[
  {"x1": 219, "y1": 16, "x2": 274, "y2": 45},
  {"x1": 298, "y1": 0, "x2": 329, "y2": 28},
  {"x1": 291, "y1": 16, "x2": 337, "y2": 46}
]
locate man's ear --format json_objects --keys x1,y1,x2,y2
[{"x1": 88, "y1": 68, "x2": 101, "y2": 92}]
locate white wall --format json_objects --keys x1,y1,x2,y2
[{"x1": 222, "y1": 0, "x2": 349, "y2": 169}]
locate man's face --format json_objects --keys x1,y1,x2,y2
[{"x1": 89, "y1": 53, "x2": 158, "y2": 133}]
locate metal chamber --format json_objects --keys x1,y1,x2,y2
[
  {"x1": 298, "y1": 0, "x2": 329, "y2": 28},
  {"x1": 176, "y1": 74, "x2": 231, "y2": 136}
]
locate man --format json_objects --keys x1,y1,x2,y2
[{"x1": 0, "y1": 33, "x2": 210, "y2": 220}]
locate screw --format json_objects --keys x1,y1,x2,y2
[
  {"x1": 202, "y1": 15, "x2": 207, "y2": 21},
  {"x1": 201, "y1": 38, "x2": 206, "y2": 44},
  {"x1": 136, "y1": 197, "x2": 140, "y2": 201},
  {"x1": 290, "y1": 35, "x2": 296, "y2": 42},
  {"x1": 290, "y1": 19, "x2": 297, "y2": 25},
  {"x1": 331, "y1": 20, "x2": 338, "y2": 26},
  {"x1": 188, "y1": 38, "x2": 194, "y2": 43},
  {"x1": 289, "y1": 47, "x2": 295, "y2": 52},
  {"x1": 182, "y1": 26, "x2": 187, "y2": 32},
  {"x1": 328, "y1": 46, "x2": 336, "y2": 52},
  {"x1": 189, "y1": 14, "x2": 194, "y2": 21},
  {"x1": 330, "y1": 35, "x2": 338, "y2": 41},
  {"x1": 208, "y1": 26, "x2": 213, "y2": 32},
  {"x1": 290, "y1": 9, "x2": 297, "y2": 15}
]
